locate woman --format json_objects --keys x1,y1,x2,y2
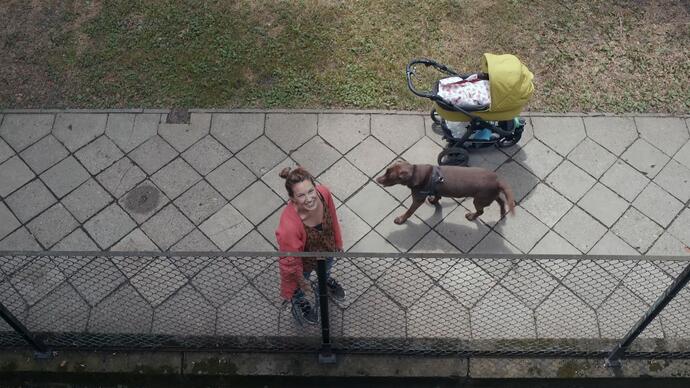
[{"x1": 275, "y1": 166, "x2": 346, "y2": 325}]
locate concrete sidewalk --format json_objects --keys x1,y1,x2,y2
[{"x1": 0, "y1": 109, "x2": 689, "y2": 256}]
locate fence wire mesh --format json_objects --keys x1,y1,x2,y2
[{"x1": 1, "y1": 252, "x2": 689, "y2": 359}]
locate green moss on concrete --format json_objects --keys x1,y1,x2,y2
[
  {"x1": 557, "y1": 360, "x2": 586, "y2": 378},
  {"x1": 648, "y1": 360, "x2": 669, "y2": 373}
]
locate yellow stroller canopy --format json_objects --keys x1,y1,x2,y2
[{"x1": 437, "y1": 53, "x2": 534, "y2": 122}]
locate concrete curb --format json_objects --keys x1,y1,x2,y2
[{"x1": 2, "y1": 350, "x2": 690, "y2": 378}]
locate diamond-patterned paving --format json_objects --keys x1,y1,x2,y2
[
  {"x1": 1, "y1": 110, "x2": 690, "y2": 353},
  {"x1": 1, "y1": 112, "x2": 689, "y2": 252}
]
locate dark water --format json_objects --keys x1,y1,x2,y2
[{"x1": 1, "y1": 374, "x2": 687, "y2": 388}]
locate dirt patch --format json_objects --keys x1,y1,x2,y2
[
  {"x1": 0, "y1": 1, "x2": 69, "y2": 107},
  {"x1": 0, "y1": 0, "x2": 103, "y2": 108}
]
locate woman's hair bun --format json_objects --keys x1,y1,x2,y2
[{"x1": 279, "y1": 167, "x2": 291, "y2": 179}]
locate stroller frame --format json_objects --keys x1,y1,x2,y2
[{"x1": 406, "y1": 58, "x2": 527, "y2": 166}]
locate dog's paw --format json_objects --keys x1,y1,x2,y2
[
  {"x1": 465, "y1": 212, "x2": 477, "y2": 221},
  {"x1": 394, "y1": 216, "x2": 406, "y2": 224}
]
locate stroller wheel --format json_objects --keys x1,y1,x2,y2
[
  {"x1": 497, "y1": 132, "x2": 522, "y2": 148},
  {"x1": 430, "y1": 109, "x2": 442, "y2": 124},
  {"x1": 438, "y1": 147, "x2": 469, "y2": 166},
  {"x1": 496, "y1": 119, "x2": 524, "y2": 148}
]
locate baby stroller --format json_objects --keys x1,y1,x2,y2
[{"x1": 406, "y1": 53, "x2": 534, "y2": 166}]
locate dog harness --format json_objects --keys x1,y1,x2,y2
[{"x1": 416, "y1": 166, "x2": 445, "y2": 197}]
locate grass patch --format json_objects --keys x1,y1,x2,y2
[{"x1": 1, "y1": 0, "x2": 688, "y2": 113}]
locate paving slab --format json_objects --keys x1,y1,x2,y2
[
  {"x1": 96, "y1": 157, "x2": 147, "y2": 199},
  {"x1": 74, "y1": 135, "x2": 124, "y2": 175},
  {"x1": 494, "y1": 206, "x2": 549, "y2": 253},
  {"x1": 128, "y1": 136, "x2": 178, "y2": 175},
  {"x1": 632, "y1": 182, "x2": 684, "y2": 228},
  {"x1": 520, "y1": 183, "x2": 572, "y2": 227},
  {"x1": 599, "y1": 159, "x2": 649, "y2": 202},
  {"x1": 118, "y1": 180, "x2": 170, "y2": 224},
  {"x1": 105, "y1": 113, "x2": 160, "y2": 152},
  {"x1": 291, "y1": 136, "x2": 340, "y2": 177},
  {"x1": 531, "y1": 116, "x2": 585, "y2": 157},
  {"x1": 0, "y1": 156, "x2": 35, "y2": 198},
  {"x1": 83, "y1": 203, "x2": 137, "y2": 249},
  {"x1": 150, "y1": 158, "x2": 201, "y2": 200},
  {"x1": 371, "y1": 114, "x2": 424, "y2": 154},
  {"x1": 318, "y1": 113, "x2": 369, "y2": 153},
  {"x1": 230, "y1": 180, "x2": 283, "y2": 226},
  {"x1": 39, "y1": 156, "x2": 89, "y2": 198},
  {"x1": 52, "y1": 228, "x2": 98, "y2": 251},
  {"x1": 0, "y1": 114, "x2": 54, "y2": 152},
  {"x1": 25, "y1": 203, "x2": 78, "y2": 248},
  {"x1": 471, "y1": 231, "x2": 521, "y2": 254},
  {"x1": 674, "y1": 140, "x2": 690, "y2": 169},
  {"x1": 375, "y1": 206, "x2": 429, "y2": 252},
  {"x1": 61, "y1": 179, "x2": 113, "y2": 223},
  {"x1": 653, "y1": 159, "x2": 690, "y2": 203},
  {"x1": 181, "y1": 135, "x2": 232, "y2": 176},
  {"x1": 567, "y1": 138, "x2": 616, "y2": 178},
  {"x1": 345, "y1": 181, "x2": 398, "y2": 227},
  {"x1": 345, "y1": 136, "x2": 396, "y2": 177},
  {"x1": 111, "y1": 228, "x2": 159, "y2": 251},
  {"x1": 171, "y1": 228, "x2": 220, "y2": 252},
  {"x1": 265, "y1": 113, "x2": 317, "y2": 154},
  {"x1": 52, "y1": 113, "x2": 107, "y2": 152},
  {"x1": 621, "y1": 138, "x2": 669, "y2": 178},
  {"x1": 210, "y1": 113, "x2": 264, "y2": 153},
  {"x1": 18, "y1": 135, "x2": 69, "y2": 174},
  {"x1": 141, "y1": 204, "x2": 194, "y2": 250},
  {"x1": 529, "y1": 231, "x2": 581, "y2": 254},
  {"x1": 199, "y1": 204, "x2": 253, "y2": 251},
  {"x1": 0, "y1": 227, "x2": 42, "y2": 251},
  {"x1": 512, "y1": 139, "x2": 562, "y2": 179},
  {"x1": 235, "y1": 135, "x2": 286, "y2": 178},
  {"x1": 553, "y1": 206, "x2": 607, "y2": 253},
  {"x1": 635, "y1": 116, "x2": 688, "y2": 157},
  {"x1": 174, "y1": 180, "x2": 227, "y2": 225},
  {"x1": 158, "y1": 113, "x2": 211, "y2": 152},
  {"x1": 0, "y1": 138, "x2": 13, "y2": 164},
  {"x1": 5, "y1": 179, "x2": 57, "y2": 223},
  {"x1": 583, "y1": 116, "x2": 637, "y2": 156},
  {"x1": 0, "y1": 202, "x2": 20, "y2": 241},
  {"x1": 577, "y1": 183, "x2": 629, "y2": 228},
  {"x1": 612, "y1": 207, "x2": 664, "y2": 253}
]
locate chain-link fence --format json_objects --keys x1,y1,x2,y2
[{"x1": 1, "y1": 251, "x2": 689, "y2": 364}]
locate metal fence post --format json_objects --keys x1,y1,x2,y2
[
  {"x1": 316, "y1": 258, "x2": 336, "y2": 364},
  {"x1": 0, "y1": 301, "x2": 51, "y2": 358},
  {"x1": 605, "y1": 261, "x2": 690, "y2": 368}
]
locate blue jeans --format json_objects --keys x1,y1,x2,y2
[{"x1": 293, "y1": 257, "x2": 334, "y2": 301}]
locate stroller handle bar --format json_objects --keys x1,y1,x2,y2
[{"x1": 406, "y1": 58, "x2": 460, "y2": 99}]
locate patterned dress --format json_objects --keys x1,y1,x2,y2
[{"x1": 301, "y1": 193, "x2": 337, "y2": 274}]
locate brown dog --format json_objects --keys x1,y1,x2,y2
[{"x1": 376, "y1": 161, "x2": 516, "y2": 224}]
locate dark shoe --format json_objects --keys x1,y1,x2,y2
[
  {"x1": 291, "y1": 292, "x2": 319, "y2": 326},
  {"x1": 326, "y1": 277, "x2": 346, "y2": 304}
]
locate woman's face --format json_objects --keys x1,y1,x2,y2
[{"x1": 291, "y1": 179, "x2": 318, "y2": 212}]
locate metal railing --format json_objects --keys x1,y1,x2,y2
[{"x1": 1, "y1": 251, "x2": 690, "y2": 366}]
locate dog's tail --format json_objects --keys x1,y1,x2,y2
[{"x1": 497, "y1": 179, "x2": 516, "y2": 216}]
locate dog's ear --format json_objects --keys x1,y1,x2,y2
[{"x1": 398, "y1": 168, "x2": 410, "y2": 181}]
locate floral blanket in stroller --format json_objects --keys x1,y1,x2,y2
[{"x1": 437, "y1": 74, "x2": 491, "y2": 110}]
